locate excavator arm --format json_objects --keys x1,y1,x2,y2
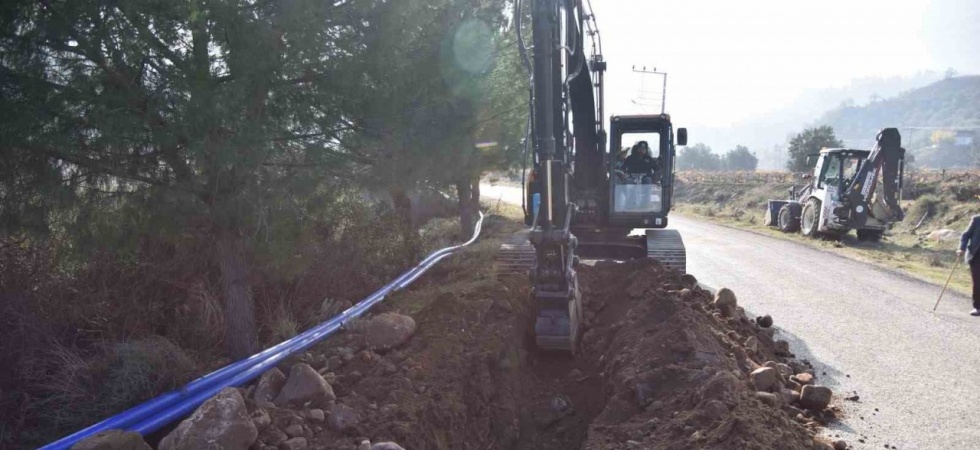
[
  {"x1": 841, "y1": 128, "x2": 906, "y2": 226},
  {"x1": 525, "y1": 0, "x2": 599, "y2": 352}
]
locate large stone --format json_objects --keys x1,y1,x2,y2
[
  {"x1": 750, "y1": 367, "x2": 777, "y2": 392},
  {"x1": 699, "y1": 371, "x2": 741, "y2": 405},
  {"x1": 370, "y1": 443, "x2": 406, "y2": 450},
  {"x1": 780, "y1": 388, "x2": 801, "y2": 405},
  {"x1": 365, "y1": 313, "x2": 417, "y2": 352},
  {"x1": 793, "y1": 372, "x2": 815, "y2": 385},
  {"x1": 800, "y1": 385, "x2": 833, "y2": 410},
  {"x1": 713, "y1": 288, "x2": 738, "y2": 316},
  {"x1": 71, "y1": 429, "x2": 151, "y2": 450},
  {"x1": 680, "y1": 274, "x2": 698, "y2": 289},
  {"x1": 159, "y1": 388, "x2": 258, "y2": 450},
  {"x1": 254, "y1": 368, "x2": 287, "y2": 403},
  {"x1": 756, "y1": 314, "x2": 773, "y2": 328},
  {"x1": 328, "y1": 403, "x2": 360, "y2": 432},
  {"x1": 755, "y1": 391, "x2": 781, "y2": 407},
  {"x1": 280, "y1": 437, "x2": 308, "y2": 450},
  {"x1": 274, "y1": 363, "x2": 336, "y2": 408},
  {"x1": 308, "y1": 408, "x2": 325, "y2": 423}
]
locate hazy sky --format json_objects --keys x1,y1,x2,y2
[{"x1": 589, "y1": 0, "x2": 979, "y2": 129}]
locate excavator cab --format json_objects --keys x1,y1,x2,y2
[{"x1": 608, "y1": 114, "x2": 686, "y2": 228}]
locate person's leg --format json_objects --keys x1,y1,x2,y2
[{"x1": 972, "y1": 261, "x2": 980, "y2": 310}]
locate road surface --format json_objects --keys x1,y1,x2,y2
[{"x1": 483, "y1": 183, "x2": 979, "y2": 450}]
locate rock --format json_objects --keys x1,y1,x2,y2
[
  {"x1": 927, "y1": 229, "x2": 958, "y2": 242},
  {"x1": 755, "y1": 391, "x2": 781, "y2": 407},
  {"x1": 274, "y1": 363, "x2": 336, "y2": 408},
  {"x1": 308, "y1": 409, "x2": 325, "y2": 423},
  {"x1": 776, "y1": 363, "x2": 794, "y2": 378},
  {"x1": 793, "y1": 372, "x2": 815, "y2": 385},
  {"x1": 251, "y1": 410, "x2": 272, "y2": 430},
  {"x1": 811, "y1": 441, "x2": 834, "y2": 450},
  {"x1": 71, "y1": 429, "x2": 151, "y2": 450},
  {"x1": 280, "y1": 437, "x2": 308, "y2": 450},
  {"x1": 774, "y1": 340, "x2": 791, "y2": 355},
  {"x1": 358, "y1": 440, "x2": 372, "y2": 450},
  {"x1": 365, "y1": 313, "x2": 417, "y2": 352},
  {"x1": 780, "y1": 388, "x2": 801, "y2": 405},
  {"x1": 703, "y1": 400, "x2": 728, "y2": 420},
  {"x1": 783, "y1": 404, "x2": 805, "y2": 418},
  {"x1": 680, "y1": 274, "x2": 698, "y2": 289},
  {"x1": 833, "y1": 440, "x2": 848, "y2": 450},
  {"x1": 744, "y1": 336, "x2": 759, "y2": 354},
  {"x1": 159, "y1": 388, "x2": 258, "y2": 450},
  {"x1": 756, "y1": 314, "x2": 773, "y2": 328},
  {"x1": 370, "y1": 443, "x2": 406, "y2": 450},
  {"x1": 283, "y1": 424, "x2": 304, "y2": 438},
  {"x1": 800, "y1": 385, "x2": 833, "y2": 410},
  {"x1": 327, "y1": 403, "x2": 359, "y2": 432},
  {"x1": 700, "y1": 371, "x2": 741, "y2": 405},
  {"x1": 763, "y1": 361, "x2": 787, "y2": 383},
  {"x1": 789, "y1": 360, "x2": 807, "y2": 375},
  {"x1": 254, "y1": 368, "x2": 287, "y2": 403},
  {"x1": 750, "y1": 367, "x2": 778, "y2": 392},
  {"x1": 786, "y1": 379, "x2": 803, "y2": 392},
  {"x1": 713, "y1": 288, "x2": 738, "y2": 316},
  {"x1": 260, "y1": 427, "x2": 287, "y2": 447}
]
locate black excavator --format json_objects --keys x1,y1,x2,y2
[{"x1": 511, "y1": 0, "x2": 688, "y2": 353}]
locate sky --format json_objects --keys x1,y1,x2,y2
[{"x1": 589, "y1": 0, "x2": 980, "y2": 130}]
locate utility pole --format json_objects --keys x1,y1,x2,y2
[{"x1": 632, "y1": 65, "x2": 667, "y2": 114}]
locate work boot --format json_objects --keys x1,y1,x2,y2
[{"x1": 970, "y1": 309, "x2": 980, "y2": 317}]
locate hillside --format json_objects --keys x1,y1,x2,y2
[{"x1": 816, "y1": 76, "x2": 980, "y2": 151}]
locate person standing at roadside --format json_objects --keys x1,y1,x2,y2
[{"x1": 958, "y1": 214, "x2": 980, "y2": 316}]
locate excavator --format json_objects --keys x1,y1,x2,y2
[{"x1": 508, "y1": 0, "x2": 688, "y2": 353}]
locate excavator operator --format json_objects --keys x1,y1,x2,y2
[{"x1": 622, "y1": 141, "x2": 660, "y2": 183}]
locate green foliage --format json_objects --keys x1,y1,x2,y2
[
  {"x1": 786, "y1": 126, "x2": 844, "y2": 172},
  {"x1": 677, "y1": 143, "x2": 721, "y2": 171},
  {"x1": 678, "y1": 143, "x2": 758, "y2": 171},
  {"x1": 723, "y1": 145, "x2": 759, "y2": 171}
]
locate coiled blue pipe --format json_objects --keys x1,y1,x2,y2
[{"x1": 42, "y1": 212, "x2": 484, "y2": 450}]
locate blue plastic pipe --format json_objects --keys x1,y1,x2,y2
[{"x1": 41, "y1": 212, "x2": 484, "y2": 450}]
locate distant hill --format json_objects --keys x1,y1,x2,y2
[
  {"x1": 815, "y1": 76, "x2": 980, "y2": 150},
  {"x1": 690, "y1": 71, "x2": 943, "y2": 170}
]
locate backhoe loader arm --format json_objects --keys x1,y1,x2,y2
[{"x1": 842, "y1": 128, "x2": 906, "y2": 226}]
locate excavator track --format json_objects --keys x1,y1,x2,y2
[{"x1": 646, "y1": 229, "x2": 686, "y2": 273}]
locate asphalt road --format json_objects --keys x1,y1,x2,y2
[{"x1": 482, "y1": 184, "x2": 980, "y2": 450}]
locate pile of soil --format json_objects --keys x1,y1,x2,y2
[{"x1": 145, "y1": 258, "x2": 841, "y2": 450}]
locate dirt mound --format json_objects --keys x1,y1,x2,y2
[
  {"x1": 145, "y1": 258, "x2": 838, "y2": 450},
  {"x1": 575, "y1": 258, "x2": 830, "y2": 450}
]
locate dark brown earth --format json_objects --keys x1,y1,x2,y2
[{"x1": 137, "y1": 253, "x2": 844, "y2": 450}]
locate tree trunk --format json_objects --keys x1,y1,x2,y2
[
  {"x1": 215, "y1": 228, "x2": 259, "y2": 359},
  {"x1": 456, "y1": 177, "x2": 480, "y2": 237},
  {"x1": 390, "y1": 188, "x2": 414, "y2": 228}
]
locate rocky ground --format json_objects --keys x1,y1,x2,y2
[{"x1": 75, "y1": 257, "x2": 851, "y2": 450}]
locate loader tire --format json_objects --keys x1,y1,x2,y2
[
  {"x1": 801, "y1": 198, "x2": 821, "y2": 237},
  {"x1": 777, "y1": 204, "x2": 800, "y2": 233}
]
